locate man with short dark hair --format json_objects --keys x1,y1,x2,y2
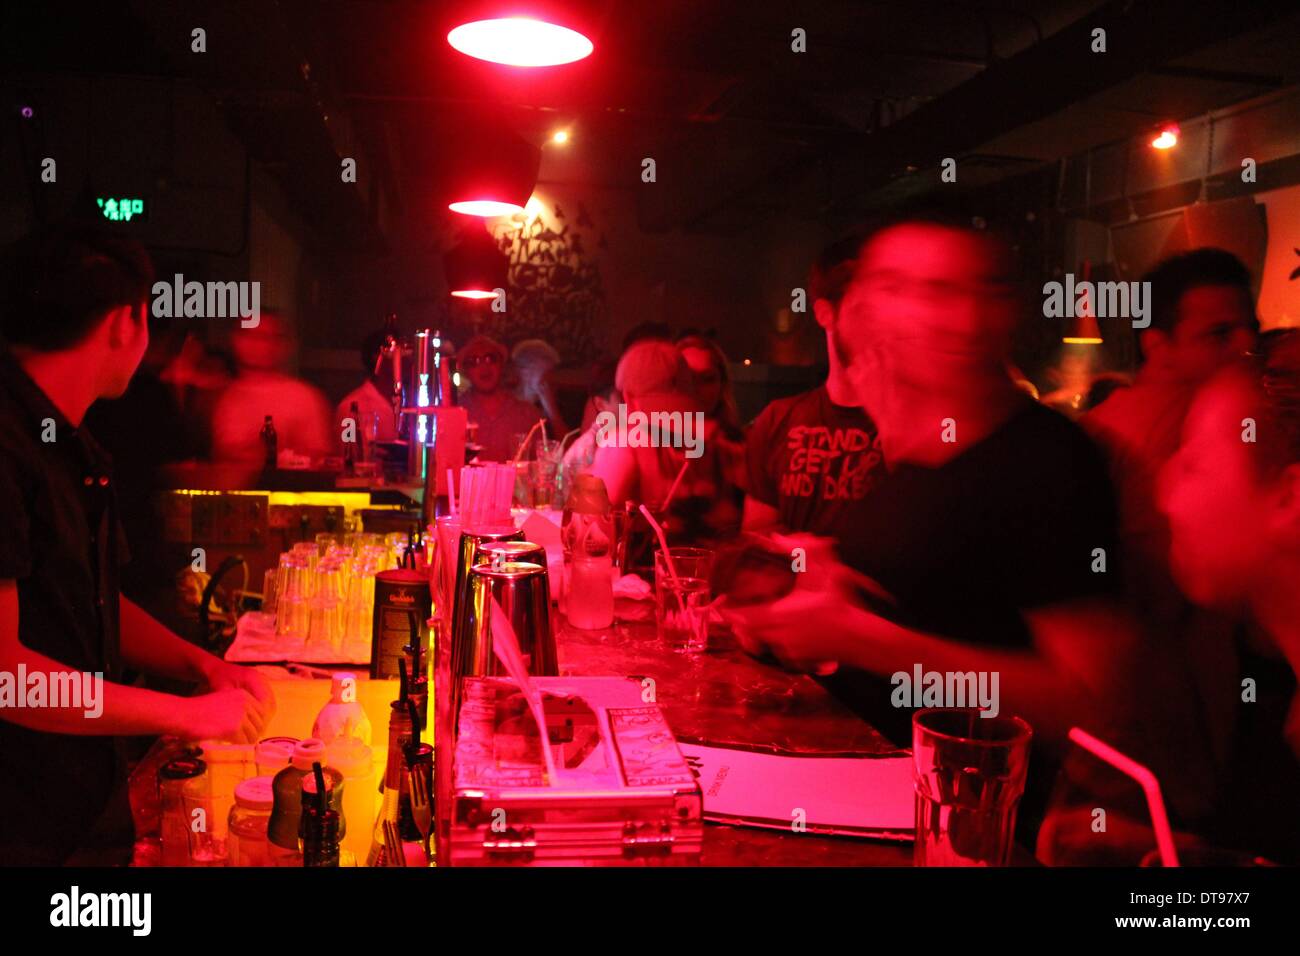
[
  {"x1": 0, "y1": 227, "x2": 273, "y2": 865},
  {"x1": 1087, "y1": 249, "x2": 1257, "y2": 580},
  {"x1": 742, "y1": 236, "x2": 886, "y2": 534}
]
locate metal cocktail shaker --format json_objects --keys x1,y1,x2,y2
[
  {"x1": 450, "y1": 526, "x2": 524, "y2": 654},
  {"x1": 462, "y1": 561, "x2": 556, "y2": 682},
  {"x1": 453, "y1": 539, "x2": 549, "y2": 658}
]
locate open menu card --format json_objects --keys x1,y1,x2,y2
[{"x1": 677, "y1": 742, "x2": 915, "y2": 840}]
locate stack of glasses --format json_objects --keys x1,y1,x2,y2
[{"x1": 273, "y1": 533, "x2": 412, "y2": 652}]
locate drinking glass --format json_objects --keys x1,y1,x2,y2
[
  {"x1": 261, "y1": 568, "x2": 278, "y2": 615},
  {"x1": 434, "y1": 515, "x2": 462, "y2": 610},
  {"x1": 654, "y1": 547, "x2": 713, "y2": 653},
  {"x1": 384, "y1": 532, "x2": 409, "y2": 569},
  {"x1": 912, "y1": 708, "x2": 1032, "y2": 866},
  {"x1": 308, "y1": 559, "x2": 347, "y2": 650},
  {"x1": 275, "y1": 553, "x2": 310, "y2": 638}
]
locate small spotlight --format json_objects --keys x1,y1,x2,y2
[
  {"x1": 742, "y1": 358, "x2": 752, "y2": 366},
  {"x1": 1151, "y1": 124, "x2": 1179, "y2": 150},
  {"x1": 552, "y1": 130, "x2": 569, "y2": 145},
  {"x1": 19, "y1": 106, "x2": 34, "y2": 119}
]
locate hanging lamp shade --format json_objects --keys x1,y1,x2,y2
[
  {"x1": 1063, "y1": 259, "x2": 1103, "y2": 345},
  {"x1": 448, "y1": 17, "x2": 593, "y2": 67},
  {"x1": 445, "y1": 225, "x2": 508, "y2": 299},
  {"x1": 441, "y1": 116, "x2": 541, "y2": 218},
  {"x1": 444, "y1": 2, "x2": 596, "y2": 68}
]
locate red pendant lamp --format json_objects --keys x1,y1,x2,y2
[
  {"x1": 445, "y1": 2, "x2": 595, "y2": 68},
  {"x1": 441, "y1": 113, "x2": 541, "y2": 219},
  {"x1": 448, "y1": 16, "x2": 593, "y2": 67},
  {"x1": 445, "y1": 224, "x2": 509, "y2": 300}
]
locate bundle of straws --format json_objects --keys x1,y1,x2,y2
[{"x1": 456, "y1": 462, "x2": 516, "y2": 531}]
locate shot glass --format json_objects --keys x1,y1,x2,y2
[
  {"x1": 912, "y1": 708, "x2": 1032, "y2": 866},
  {"x1": 654, "y1": 547, "x2": 713, "y2": 653}
]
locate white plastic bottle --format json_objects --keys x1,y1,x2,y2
[{"x1": 312, "y1": 672, "x2": 372, "y2": 745}]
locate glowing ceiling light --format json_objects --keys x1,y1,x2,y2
[
  {"x1": 449, "y1": 199, "x2": 526, "y2": 217},
  {"x1": 1151, "y1": 124, "x2": 1179, "y2": 150},
  {"x1": 552, "y1": 129, "x2": 569, "y2": 145},
  {"x1": 450, "y1": 289, "x2": 499, "y2": 299},
  {"x1": 447, "y1": 18, "x2": 593, "y2": 67}
]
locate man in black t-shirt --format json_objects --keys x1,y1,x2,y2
[
  {"x1": 0, "y1": 229, "x2": 273, "y2": 864},
  {"x1": 726, "y1": 214, "x2": 1141, "y2": 799},
  {"x1": 744, "y1": 237, "x2": 886, "y2": 534}
]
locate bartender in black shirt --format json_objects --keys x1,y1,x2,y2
[
  {"x1": 725, "y1": 212, "x2": 1141, "y2": 755},
  {"x1": 0, "y1": 228, "x2": 273, "y2": 865}
]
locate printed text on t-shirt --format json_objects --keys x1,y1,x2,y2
[{"x1": 779, "y1": 425, "x2": 882, "y2": 500}]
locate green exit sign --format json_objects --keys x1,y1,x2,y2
[{"x1": 96, "y1": 196, "x2": 147, "y2": 222}]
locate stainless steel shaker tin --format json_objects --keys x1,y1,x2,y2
[{"x1": 460, "y1": 560, "x2": 557, "y2": 683}]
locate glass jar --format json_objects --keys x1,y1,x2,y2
[
  {"x1": 227, "y1": 776, "x2": 275, "y2": 867},
  {"x1": 198, "y1": 739, "x2": 253, "y2": 850},
  {"x1": 158, "y1": 757, "x2": 208, "y2": 867}
]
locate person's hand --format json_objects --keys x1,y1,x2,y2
[
  {"x1": 719, "y1": 533, "x2": 889, "y2": 674},
  {"x1": 176, "y1": 688, "x2": 267, "y2": 744},
  {"x1": 199, "y1": 659, "x2": 276, "y2": 728}
]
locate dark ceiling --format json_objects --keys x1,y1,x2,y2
[{"x1": 8, "y1": 0, "x2": 1300, "y2": 242}]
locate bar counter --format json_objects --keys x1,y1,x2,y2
[
  {"x1": 130, "y1": 595, "x2": 912, "y2": 866},
  {"x1": 557, "y1": 604, "x2": 911, "y2": 865}
]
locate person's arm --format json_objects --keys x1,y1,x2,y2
[
  {"x1": 835, "y1": 596, "x2": 1134, "y2": 744},
  {"x1": 724, "y1": 557, "x2": 1137, "y2": 744},
  {"x1": 0, "y1": 582, "x2": 267, "y2": 742},
  {"x1": 300, "y1": 385, "x2": 337, "y2": 459},
  {"x1": 741, "y1": 496, "x2": 782, "y2": 532},
  {"x1": 587, "y1": 441, "x2": 638, "y2": 505},
  {"x1": 120, "y1": 595, "x2": 274, "y2": 719}
]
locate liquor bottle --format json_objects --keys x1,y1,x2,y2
[
  {"x1": 366, "y1": 696, "x2": 427, "y2": 866},
  {"x1": 302, "y1": 763, "x2": 341, "y2": 868},
  {"x1": 260, "y1": 415, "x2": 278, "y2": 471}
]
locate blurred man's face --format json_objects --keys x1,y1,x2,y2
[
  {"x1": 233, "y1": 314, "x2": 293, "y2": 372},
  {"x1": 464, "y1": 350, "x2": 503, "y2": 393},
  {"x1": 679, "y1": 345, "x2": 723, "y2": 415},
  {"x1": 838, "y1": 223, "x2": 1018, "y2": 410},
  {"x1": 1158, "y1": 373, "x2": 1271, "y2": 609},
  {"x1": 1152, "y1": 285, "x2": 1255, "y2": 384}
]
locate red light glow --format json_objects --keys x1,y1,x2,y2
[
  {"x1": 450, "y1": 289, "x2": 499, "y2": 299},
  {"x1": 447, "y1": 18, "x2": 593, "y2": 67},
  {"x1": 449, "y1": 199, "x2": 526, "y2": 217},
  {"x1": 1151, "y1": 125, "x2": 1179, "y2": 150}
]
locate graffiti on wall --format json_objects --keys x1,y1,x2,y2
[{"x1": 484, "y1": 200, "x2": 608, "y2": 362}]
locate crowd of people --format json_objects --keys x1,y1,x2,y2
[
  {"x1": 2, "y1": 211, "x2": 1297, "y2": 865},
  {"x1": 549, "y1": 209, "x2": 1299, "y2": 865}
]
